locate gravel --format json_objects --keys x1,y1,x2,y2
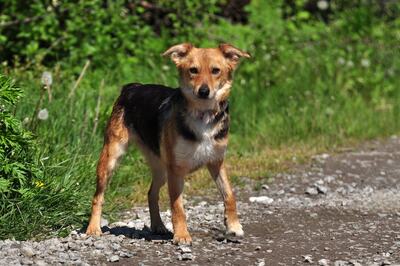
[{"x1": 0, "y1": 137, "x2": 400, "y2": 265}]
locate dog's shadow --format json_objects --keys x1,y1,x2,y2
[{"x1": 82, "y1": 225, "x2": 173, "y2": 241}]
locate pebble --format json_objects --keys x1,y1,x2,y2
[
  {"x1": 256, "y1": 258, "x2": 266, "y2": 266},
  {"x1": 334, "y1": 260, "x2": 348, "y2": 266},
  {"x1": 305, "y1": 187, "x2": 318, "y2": 195},
  {"x1": 108, "y1": 255, "x2": 119, "y2": 262},
  {"x1": 178, "y1": 245, "x2": 192, "y2": 254},
  {"x1": 178, "y1": 253, "x2": 193, "y2": 261},
  {"x1": 261, "y1": 184, "x2": 270, "y2": 190},
  {"x1": 315, "y1": 184, "x2": 328, "y2": 194},
  {"x1": 318, "y1": 259, "x2": 329, "y2": 266},
  {"x1": 249, "y1": 196, "x2": 274, "y2": 205},
  {"x1": 21, "y1": 246, "x2": 35, "y2": 257},
  {"x1": 303, "y1": 255, "x2": 313, "y2": 263}
]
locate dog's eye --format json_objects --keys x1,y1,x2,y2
[
  {"x1": 211, "y1": 67, "x2": 220, "y2": 75},
  {"x1": 189, "y1": 67, "x2": 198, "y2": 74}
]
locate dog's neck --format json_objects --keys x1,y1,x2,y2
[{"x1": 186, "y1": 100, "x2": 228, "y2": 124}]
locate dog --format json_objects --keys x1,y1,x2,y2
[{"x1": 86, "y1": 43, "x2": 250, "y2": 245}]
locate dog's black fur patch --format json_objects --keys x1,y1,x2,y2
[
  {"x1": 214, "y1": 116, "x2": 230, "y2": 140},
  {"x1": 118, "y1": 83, "x2": 178, "y2": 155}
]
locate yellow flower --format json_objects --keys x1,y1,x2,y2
[{"x1": 34, "y1": 180, "x2": 45, "y2": 188}]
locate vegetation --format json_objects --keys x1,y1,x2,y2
[{"x1": 0, "y1": 0, "x2": 399, "y2": 240}]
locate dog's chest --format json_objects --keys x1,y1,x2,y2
[{"x1": 174, "y1": 121, "x2": 225, "y2": 169}]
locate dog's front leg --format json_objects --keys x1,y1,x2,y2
[
  {"x1": 208, "y1": 160, "x2": 244, "y2": 236},
  {"x1": 167, "y1": 170, "x2": 192, "y2": 245}
]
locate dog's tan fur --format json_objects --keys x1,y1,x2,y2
[{"x1": 86, "y1": 43, "x2": 250, "y2": 245}]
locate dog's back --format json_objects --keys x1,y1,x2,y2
[{"x1": 116, "y1": 83, "x2": 179, "y2": 156}]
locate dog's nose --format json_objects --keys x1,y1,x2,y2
[{"x1": 198, "y1": 84, "x2": 210, "y2": 99}]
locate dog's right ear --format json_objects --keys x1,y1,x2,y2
[{"x1": 162, "y1": 43, "x2": 193, "y2": 65}]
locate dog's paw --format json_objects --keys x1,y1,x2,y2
[
  {"x1": 227, "y1": 222, "x2": 244, "y2": 237},
  {"x1": 86, "y1": 225, "x2": 102, "y2": 236},
  {"x1": 173, "y1": 233, "x2": 192, "y2": 245},
  {"x1": 151, "y1": 223, "x2": 170, "y2": 235}
]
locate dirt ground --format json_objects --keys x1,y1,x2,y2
[
  {"x1": 101, "y1": 136, "x2": 400, "y2": 266},
  {"x1": 2, "y1": 136, "x2": 399, "y2": 266}
]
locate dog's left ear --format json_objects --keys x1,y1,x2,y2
[
  {"x1": 219, "y1": 43, "x2": 251, "y2": 68},
  {"x1": 162, "y1": 43, "x2": 193, "y2": 65}
]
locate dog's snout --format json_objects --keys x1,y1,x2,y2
[{"x1": 198, "y1": 84, "x2": 210, "y2": 99}]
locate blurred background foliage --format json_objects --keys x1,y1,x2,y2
[{"x1": 0, "y1": 0, "x2": 399, "y2": 240}]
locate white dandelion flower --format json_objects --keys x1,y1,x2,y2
[
  {"x1": 38, "y1": 108, "x2": 49, "y2": 120},
  {"x1": 41, "y1": 71, "x2": 53, "y2": 86},
  {"x1": 337, "y1": 57, "x2": 346, "y2": 65},
  {"x1": 346, "y1": 60, "x2": 354, "y2": 68},
  {"x1": 361, "y1": 58, "x2": 370, "y2": 68},
  {"x1": 317, "y1": 0, "x2": 329, "y2": 11}
]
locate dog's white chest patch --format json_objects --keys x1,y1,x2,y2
[{"x1": 174, "y1": 121, "x2": 225, "y2": 169}]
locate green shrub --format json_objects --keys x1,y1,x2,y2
[
  {"x1": 0, "y1": 74, "x2": 87, "y2": 240},
  {"x1": 0, "y1": 74, "x2": 42, "y2": 197}
]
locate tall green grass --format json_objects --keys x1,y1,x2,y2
[{"x1": 1, "y1": 1, "x2": 399, "y2": 239}]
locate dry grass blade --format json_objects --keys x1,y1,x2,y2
[
  {"x1": 92, "y1": 79, "x2": 104, "y2": 136},
  {"x1": 68, "y1": 60, "x2": 91, "y2": 99}
]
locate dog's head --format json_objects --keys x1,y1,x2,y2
[{"x1": 163, "y1": 43, "x2": 250, "y2": 109}]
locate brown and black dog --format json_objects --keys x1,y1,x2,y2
[{"x1": 86, "y1": 43, "x2": 250, "y2": 245}]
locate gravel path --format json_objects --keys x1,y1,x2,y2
[{"x1": 1, "y1": 136, "x2": 400, "y2": 265}]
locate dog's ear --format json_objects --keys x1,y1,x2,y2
[
  {"x1": 219, "y1": 43, "x2": 250, "y2": 68},
  {"x1": 162, "y1": 43, "x2": 193, "y2": 65}
]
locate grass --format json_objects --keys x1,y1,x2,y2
[{"x1": 1, "y1": 1, "x2": 399, "y2": 240}]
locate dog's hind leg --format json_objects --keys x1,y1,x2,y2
[
  {"x1": 86, "y1": 108, "x2": 129, "y2": 236},
  {"x1": 208, "y1": 160, "x2": 244, "y2": 237},
  {"x1": 144, "y1": 152, "x2": 168, "y2": 234}
]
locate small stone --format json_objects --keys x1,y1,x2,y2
[
  {"x1": 20, "y1": 257, "x2": 34, "y2": 265},
  {"x1": 334, "y1": 260, "x2": 348, "y2": 266},
  {"x1": 178, "y1": 253, "x2": 193, "y2": 261},
  {"x1": 276, "y1": 189, "x2": 285, "y2": 195},
  {"x1": 34, "y1": 260, "x2": 47, "y2": 266},
  {"x1": 178, "y1": 245, "x2": 192, "y2": 253},
  {"x1": 261, "y1": 185, "x2": 270, "y2": 190},
  {"x1": 349, "y1": 260, "x2": 362, "y2": 266},
  {"x1": 108, "y1": 255, "x2": 119, "y2": 262},
  {"x1": 303, "y1": 255, "x2": 313, "y2": 263},
  {"x1": 381, "y1": 260, "x2": 391, "y2": 266},
  {"x1": 315, "y1": 185, "x2": 328, "y2": 194},
  {"x1": 249, "y1": 196, "x2": 274, "y2": 205},
  {"x1": 255, "y1": 246, "x2": 261, "y2": 251},
  {"x1": 256, "y1": 258, "x2": 265, "y2": 266},
  {"x1": 318, "y1": 259, "x2": 329, "y2": 266},
  {"x1": 21, "y1": 246, "x2": 35, "y2": 257},
  {"x1": 94, "y1": 241, "x2": 106, "y2": 249},
  {"x1": 305, "y1": 187, "x2": 318, "y2": 195}
]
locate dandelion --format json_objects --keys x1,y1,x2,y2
[
  {"x1": 41, "y1": 71, "x2": 53, "y2": 86},
  {"x1": 317, "y1": 0, "x2": 329, "y2": 10},
  {"x1": 37, "y1": 108, "x2": 49, "y2": 120},
  {"x1": 346, "y1": 60, "x2": 354, "y2": 68},
  {"x1": 23, "y1": 117, "x2": 30, "y2": 124},
  {"x1": 337, "y1": 57, "x2": 346, "y2": 65},
  {"x1": 361, "y1": 58, "x2": 370, "y2": 68},
  {"x1": 263, "y1": 53, "x2": 271, "y2": 61}
]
